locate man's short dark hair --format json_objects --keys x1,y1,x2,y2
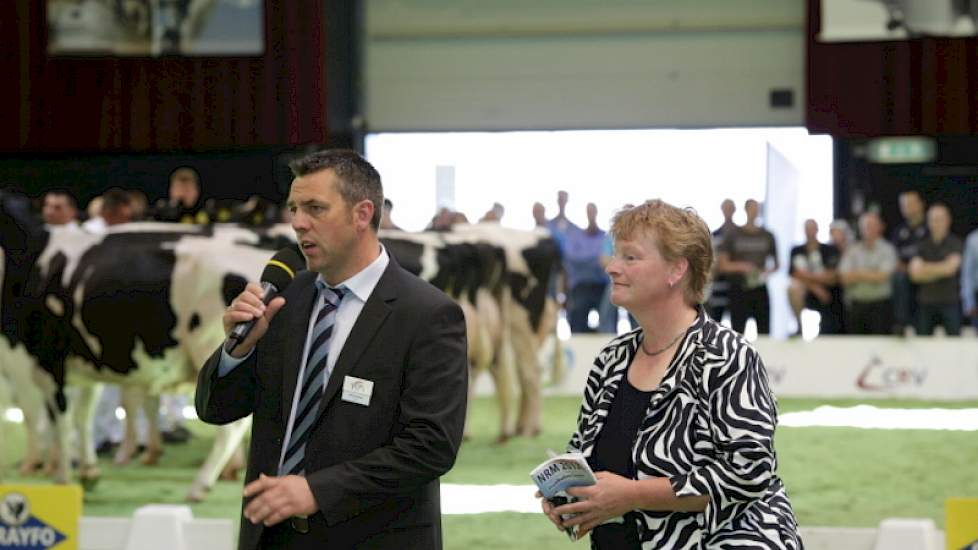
[
  {"x1": 44, "y1": 189, "x2": 77, "y2": 209},
  {"x1": 289, "y1": 149, "x2": 384, "y2": 231},
  {"x1": 169, "y1": 166, "x2": 200, "y2": 185},
  {"x1": 102, "y1": 188, "x2": 132, "y2": 211}
]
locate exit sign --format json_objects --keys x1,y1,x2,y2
[{"x1": 866, "y1": 137, "x2": 936, "y2": 164}]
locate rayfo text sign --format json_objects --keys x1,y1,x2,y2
[{"x1": 0, "y1": 485, "x2": 81, "y2": 550}]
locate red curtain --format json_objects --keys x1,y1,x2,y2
[
  {"x1": 1, "y1": 0, "x2": 326, "y2": 152},
  {"x1": 807, "y1": 0, "x2": 978, "y2": 137}
]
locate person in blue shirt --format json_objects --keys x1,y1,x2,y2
[
  {"x1": 564, "y1": 203, "x2": 609, "y2": 333},
  {"x1": 963, "y1": 227, "x2": 978, "y2": 330}
]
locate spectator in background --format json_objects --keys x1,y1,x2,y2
[
  {"x1": 565, "y1": 203, "x2": 609, "y2": 333},
  {"x1": 598, "y1": 230, "x2": 618, "y2": 333},
  {"x1": 42, "y1": 190, "x2": 80, "y2": 229},
  {"x1": 549, "y1": 190, "x2": 577, "y2": 237},
  {"x1": 962, "y1": 226, "x2": 978, "y2": 331},
  {"x1": 909, "y1": 203, "x2": 963, "y2": 336},
  {"x1": 154, "y1": 166, "x2": 209, "y2": 224},
  {"x1": 827, "y1": 219, "x2": 854, "y2": 332},
  {"x1": 451, "y1": 211, "x2": 470, "y2": 226},
  {"x1": 83, "y1": 188, "x2": 135, "y2": 232},
  {"x1": 535, "y1": 200, "x2": 567, "y2": 250},
  {"x1": 706, "y1": 198, "x2": 738, "y2": 322},
  {"x1": 128, "y1": 190, "x2": 149, "y2": 221},
  {"x1": 427, "y1": 206, "x2": 455, "y2": 231},
  {"x1": 549, "y1": 191, "x2": 580, "y2": 308},
  {"x1": 532, "y1": 202, "x2": 547, "y2": 228},
  {"x1": 788, "y1": 219, "x2": 840, "y2": 335},
  {"x1": 718, "y1": 199, "x2": 778, "y2": 335},
  {"x1": 891, "y1": 190, "x2": 929, "y2": 335},
  {"x1": 598, "y1": 203, "x2": 637, "y2": 333},
  {"x1": 839, "y1": 212, "x2": 897, "y2": 335},
  {"x1": 379, "y1": 198, "x2": 401, "y2": 230},
  {"x1": 829, "y1": 219, "x2": 853, "y2": 256},
  {"x1": 83, "y1": 196, "x2": 106, "y2": 232},
  {"x1": 480, "y1": 202, "x2": 505, "y2": 223},
  {"x1": 100, "y1": 188, "x2": 135, "y2": 226}
]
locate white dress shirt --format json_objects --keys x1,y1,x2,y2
[{"x1": 217, "y1": 246, "x2": 390, "y2": 472}]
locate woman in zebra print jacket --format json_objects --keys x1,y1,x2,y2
[{"x1": 541, "y1": 200, "x2": 802, "y2": 549}]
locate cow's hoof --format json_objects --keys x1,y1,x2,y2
[
  {"x1": 185, "y1": 486, "x2": 209, "y2": 503},
  {"x1": 113, "y1": 448, "x2": 134, "y2": 466},
  {"x1": 517, "y1": 427, "x2": 541, "y2": 438},
  {"x1": 218, "y1": 465, "x2": 240, "y2": 482},
  {"x1": 140, "y1": 448, "x2": 163, "y2": 466},
  {"x1": 493, "y1": 433, "x2": 513, "y2": 445},
  {"x1": 80, "y1": 467, "x2": 101, "y2": 491},
  {"x1": 42, "y1": 462, "x2": 57, "y2": 477},
  {"x1": 18, "y1": 461, "x2": 43, "y2": 476}
]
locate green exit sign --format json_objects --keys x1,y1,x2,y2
[{"x1": 866, "y1": 137, "x2": 937, "y2": 164}]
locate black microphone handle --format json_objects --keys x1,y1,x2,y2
[{"x1": 224, "y1": 281, "x2": 279, "y2": 354}]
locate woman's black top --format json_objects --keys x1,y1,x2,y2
[{"x1": 587, "y1": 372, "x2": 652, "y2": 550}]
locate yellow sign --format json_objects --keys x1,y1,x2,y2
[
  {"x1": 947, "y1": 498, "x2": 978, "y2": 550},
  {"x1": 0, "y1": 485, "x2": 82, "y2": 550}
]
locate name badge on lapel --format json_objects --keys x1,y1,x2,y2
[{"x1": 342, "y1": 376, "x2": 374, "y2": 406}]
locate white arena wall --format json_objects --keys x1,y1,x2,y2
[{"x1": 475, "y1": 335, "x2": 978, "y2": 400}]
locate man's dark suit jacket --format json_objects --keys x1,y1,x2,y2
[{"x1": 196, "y1": 258, "x2": 468, "y2": 550}]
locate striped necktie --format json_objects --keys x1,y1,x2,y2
[{"x1": 280, "y1": 285, "x2": 346, "y2": 476}]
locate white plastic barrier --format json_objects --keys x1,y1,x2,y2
[
  {"x1": 872, "y1": 518, "x2": 939, "y2": 550},
  {"x1": 801, "y1": 525, "x2": 944, "y2": 550},
  {"x1": 473, "y1": 335, "x2": 978, "y2": 399},
  {"x1": 77, "y1": 511, "x2": 945, "y2": 550},
  {"x1": 79, "y1": 505, "x2": 234, "y2": 550}
]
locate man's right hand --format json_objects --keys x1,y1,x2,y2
[{"x1": 223, "y1": 282, "x2": 286, "y2": 358}]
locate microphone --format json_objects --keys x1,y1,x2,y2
[{"x1": 224, "y1": 246, "x2": 305, "y2": 354}]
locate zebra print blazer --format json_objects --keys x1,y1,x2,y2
[{"x1": 568, "y1": 308, "x2": 803, "y2": 549}]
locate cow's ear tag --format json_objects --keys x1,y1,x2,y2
[{"x1": 341, "y1": 376, "x2": 373, "y2": 406}]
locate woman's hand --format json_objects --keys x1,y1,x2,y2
[
  {"x1": 553, "y1": 471, "x2": 639, "y2": 539},
  {"x1": 535, "y1": 491, "x2": 565, "y2": 532}
]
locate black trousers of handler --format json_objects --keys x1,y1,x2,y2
[{"x1": 730, "y1": 285, "x2": 770, "y2": 335}]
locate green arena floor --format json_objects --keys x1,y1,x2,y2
[{"x1": 3, "y1": 396, "x2": 977, "y2": 549}]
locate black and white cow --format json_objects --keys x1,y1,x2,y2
[
  {"x1": 380, "y1": 223, "x2": 562, "y2": 441},
  {"x1": 452, "y1": 223, "x2": 563, "y2": 438},
  {"x1": 0, "y1": 191, "x2": 283, "y2": 500},
  {"x1": 2, "y1": 190, "x2": 560, "y2": 502}
]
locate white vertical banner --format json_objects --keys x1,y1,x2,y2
[
  {"x1": 435, "y1": 165, "x2": 456, "y2": 210},
  {"x1": 765, "y1": 143, "x2": 800, "y2": 339}
]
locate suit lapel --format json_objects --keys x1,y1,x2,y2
[
  {"x1": 281, "y1": 274, "x2": 317, "y2": 428},
  {"x1": 318, "y1": 260, "x2": 400, "y2": 414}
]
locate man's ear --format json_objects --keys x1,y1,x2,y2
[{"x1": 353, "y1": 199, "x2": 375, "y2": 230}]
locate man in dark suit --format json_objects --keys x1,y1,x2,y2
[{"x1": 195, "y1": 149, "x2": 468, "y2": 550}]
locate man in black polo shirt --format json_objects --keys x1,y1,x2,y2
[
  {"x1": 788, "y1": 219, "x2": 841, "y2": 335},
  {"x1": 909, "y1": 203, "x2": 963, "y2": 336},
  {"x1": 891, "y1": 190, "x2": 928, "y2": 335},
  {"x1": 718, "y1": 199, "x2": 778, "y2": 335},
  {"x1": 707, "y1": 198, "x2": 738, "y2": 323}
]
